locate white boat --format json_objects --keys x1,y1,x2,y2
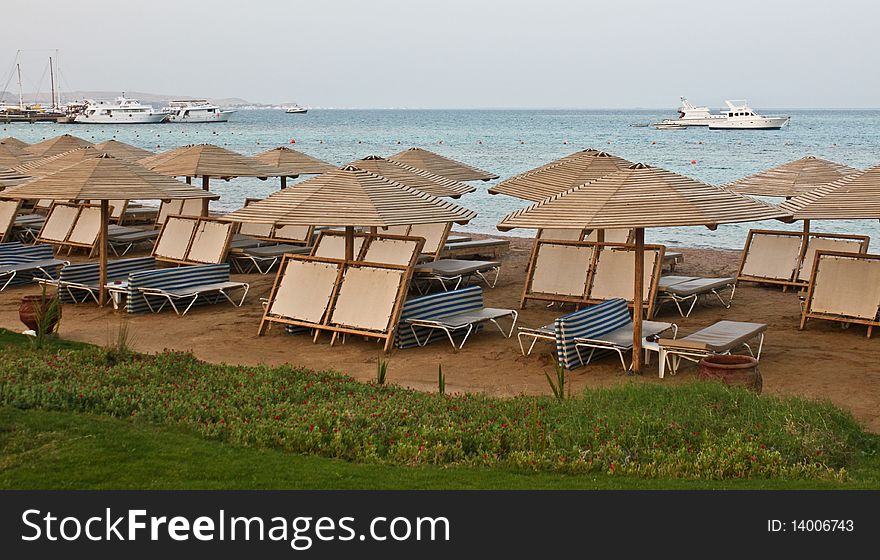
[
  {"x1": 72, "y1": 95, "x2": 168, "y2": 124},
  {"x1": 285, "y1": 104, "x2": 308, "y2": 114},
  {"x1": 708, "y1": 101, "x2": 790, "y2": 130},
  {"x1": 660, "y1": 97, "x2": 729, "y2": 127},
  {"x1": 653, "y1": 122, "x2": 688, "y2": 130},
  {"x1": 161, "y1": 99, "x2": 235, "y2": 123}
]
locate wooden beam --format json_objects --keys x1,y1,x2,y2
[
  {"x1": 99, "y1": 200, "x2": 109, "y2": 307},
  {"x1": 632, "y1": 228, "x2": 645, "y2": 374},
  {"x1": 202, "y1": 175, "x2": 210, "y2": 217}
]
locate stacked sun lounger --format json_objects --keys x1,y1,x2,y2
[
  {"x1": 54, "y1": 256, "x2": 156, "y2": 304},
  {"x1": 127, "y1": 263, "x2": 248, "y2": 316},
  {"x1": 0, "y1": 242, "x2": 67, "y2": 290},
  {"x1": 656, "y1": 275, "x2": 735, "y2": 317},
  {"x1": 413, "y1": 258, "x2": 501, "y2": 291},
  {"x1": 441, "y1": 237, "x2": 510, "y2": 259}
]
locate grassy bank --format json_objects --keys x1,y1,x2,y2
[{"x1": 1, "y1": 331, "x2": 876, "y2": 484}]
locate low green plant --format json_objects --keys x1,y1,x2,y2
[
  {"x1": 376, "y1": 352, "x2": 388, "y2": 385},
  {"x1": 30, "y1": 285, "x2": 61, "y2": 351},
  {"x1": 104, "y1": 320, "x2": 134, "y2": 366},
  {"x1": 438, "y1": 364, "x2": 445, "y2": 395},
  {"x1": 544, "y1": 363, "x2": 567, "y2": 400}
]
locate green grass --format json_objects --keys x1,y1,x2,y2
[
  {"x1": 1, "y1": 328, "x2": 878, "y2": 488},
  {"x1": 2, "y1": 406, "x2": 879, "y2": 490}
]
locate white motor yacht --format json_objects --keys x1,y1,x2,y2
[
  {"x1": 72, "y1": 95, "x2": 168, "y2": 124},
  {"x1": 285, "y1": 104, "x2": 308, "y2": 114},
  {"x1": 708, "y1": 100, "x2": 790, "y2": 130},
  {"x1": 162, "y1": 100, "x2": 235, "y2": 123},
  {"x1": 661, "y1": 97, "x2": 728, "y2": 126}
]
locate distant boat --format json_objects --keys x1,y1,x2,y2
[
  {"x1": 162, "y1": 100, "x2": 235, "y2": 123},
  {"x1": 285, "y1": 104, "x2": 308, "y2": 114},
  {"x1": 656, "y1": 97, "x2": 728, "y2": 127},
  {"x1": 652, "y1": 122, "x2": 688, "y2": 130},
  {"x1": 708, "y1": 100, "x2": 790, "y2": 130},
  {"x1": 72, "y1": 95, "x2": 168, "y2": 124}
]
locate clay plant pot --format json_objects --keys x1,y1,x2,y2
[
  {"x1": 697, "y1": 354, "x2": 762, "y2": 393},
  {"x1": 19, "y1": 294, "x2": 62, "y2": 334}
]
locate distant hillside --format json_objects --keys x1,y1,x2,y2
[{"x1": 0, "y1": 90, "x2": 253, "y2": 107}]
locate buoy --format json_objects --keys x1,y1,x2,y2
[
  {"x1": 289, "y1": 139, "x2": 296, "y2": 144},
  {"x1": 651, "y1": 140, "x2": 656, "y2": 145},
  {"x1": 691, "y1": 160, "x2": 697, "y2": 165},
  {"x1": 563, "y1": 140, "x2": 568, "y2": 144}
]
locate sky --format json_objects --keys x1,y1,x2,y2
[{"x1": 2, "y1": 0, "x2": 879, "y2": 108}]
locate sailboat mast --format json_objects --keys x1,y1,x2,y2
[
  {"x1": 16, "y1": 64, "x2": 22, "y2": 109},
  {"x1": 49, "y1": 56, "x2": 56, "y2": 109}
]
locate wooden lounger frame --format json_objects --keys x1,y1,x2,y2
[
  {"x1": 155, "y1": 199, "x2": 205, "y2": 228},
  {"x1": 800, "y1": 250, "x2": 880, "y2": 338},
  {"x1": 36, "y1": 202, "x2": 107, "y2": 256},
  {"x1": 0, "y1": 199, "x2": 22, "y2": 243},
  {"x1": 152, "y1": 215, "x2": 233, "y2": 266},
  {"x1": 737, "y1": 229, "x2": 870, "y2": 289},
  {"x1": 259, "y1": 233, "x2": 425, "y2": 352},
  {"x1": 521, "y1": 239, "x2": 665, "y2": 318},
  {"x1": 380, "y1": 222, "x2": 452, "y2": 261}
]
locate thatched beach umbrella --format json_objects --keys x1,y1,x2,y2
[
  {"x1": 727, "y1": 156, "x2": 860, "y2": 235},
  {"x1": 0, "y1": 144, "x2": 33, "y2": 170},
  {"x1": 23, "y1": 134, "x2": 94, "y2": 158},
  {"x1": 1, "y1": 154, "x2": 217, "y2": 306},
  {"x1": 254, "y1": 146, "x2": 334, "y2": 188},
  {"x1": 388, "y1": 147, "x2": 499, "y2": 182},
  {"x1": 489, "y1": 149, "x2": 632, "y2": 202},
  {"x1": 780, "y1": 164, "x2": 880, "y2": 222},
  {"x1": 0, "y1": 137, "x2": 29, "y2": 150},
  {"x1": 140, "y1": 143, "x2": 280, "y2": 215},
  {"x1": 347, "y1": 155, "x2": 476, "y2": 198},
  {"x1": 223, "y1": 165, "x2": 475, "y2": 261},
  {"x1": 12, "y1": 147, "x2": 102, "y2": 178},
  {"x1": 498, "y1": 162, "x2": 788, "y2": 374},
  {"x1": 93, "y1": 139, "x2": 154, "y2": 161}
]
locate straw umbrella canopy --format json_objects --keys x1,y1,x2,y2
[
  {"x1": 223, "y1": 165, "x2": 476, "y2": 261},
  {"x1": 11, "y1": 146, "x2": 103, "y2": 178},
  {"x1": 346, "y1": 155, "x2": 476, "y2": 198},
  {"x1": 498, "y1": 162, "x2": 788, "y2": 374},
  {"x1": 254, "y1": 146, "x2": 335, "y2": 188},
  {"x1": 23, "y1": 134, "x2": 94, "y2": 158},
  {"x1": 0, "y1": 144, "x2": 35, "y2": 171},
  {"x1": 388, "y1": 147, "x2": 499, "y2": 182},
  {"x1": 0, "y1": 137, "x2": 29, "y2": 150},
  {"x1": 0, "y1": 153, "x2": 217, "y2": 306},
  {"x1": 780, "y1": 164, "x2": 880, "y2": 221},
  {"x1": 93, "y1": 139, "x2": 154, "y2": 161},
  {"x1": 489, "y1": 149, "x2": 632, "y2": 202},
  {"x1": 140, "y1": 143, "x2": 280, "y2": 215}
]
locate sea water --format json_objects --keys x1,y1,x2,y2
[{"x1": 5, "y1": 109, "x2": 880, "y2": 250}]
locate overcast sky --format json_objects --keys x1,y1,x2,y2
[{"x1": 2, "y1": 0, "x2": 878, "y2": 108}]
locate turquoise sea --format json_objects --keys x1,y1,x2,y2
[{"x1": 4, "y1": 109, "x2": 880, "y2": 250}]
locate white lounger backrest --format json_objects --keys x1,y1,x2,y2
[
  {"x1": 90, "y1": 199, "x2": 126, "y2": 220},
  {"x1": 187, "y1": 220, "x2": 231, "y2": 264},
  {"x1": 36, "y1": 199, "x2": 54, "y2": 210},
  {"x1": 0, "y1": 200, "x2": 19, "y2": 241},
  {"x1": 272, "y1": 224, "x2": 311, "y2": 243},
  {"x1": 157, "y1": 199, "x2": 204, "y2": 226},
  {"x1": 361, "y1": 238, "x2": 420, "y2": 266},
  {"x1": 740, "y1": 232, "x2": 802, "y2": 281},
  {"x1": 154, "y1": 216, "x2": 197, "y2": 261},
  {"x1": 586, "y1": 229, "x2": 632, "y2": 243},
  {"x1": 797, "y1": 237, "x2": 865, "y2": 282},
  {"x1": 590, "y1": 247, "x2": 659, "y2": 304},
  {"x1": 530, "y1": 242, "x2": 593, "y2": 297},
  {"x1": 39, "y1": 204, "x2": 80, "y2": 242},
  {"x1": 810, "y1": 254, "x2": 880, "y2": 320},
  {"x1": 330, "y1": 265, "x2": 406, "y2": 332},
  {"x1": 269, "y1": 259, "x2": 340, "y2": 323},
  {"x1": 312, "y1": 234, "x2": 365, "y2": 260},
  {"x1": 408, "y1": 222, "x2": 449, "y2": 255},
  {"x1": 239, "y1": 221, "x2": 273, "y2": 238},
  {"x1": 539, "y1": 228, "x2": 584, "y2": 241},
  {"x1": 67, "y1": 205, "x2": 101, "y2": 247}
]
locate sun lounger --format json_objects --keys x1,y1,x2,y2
[
  {"x1": 231, "y1": 243, "x2": 311, "y2": 273},
  {"x1": 0, "y1": 200, "x2": 21, "y2": 242},
  {"x1": 0, "y1": 242, "x2": 67, "y2": 290},
  {"x1": 414, "y1": 258, "x2": 501, "y2": 291},
  {"x1": 108, "y1": 227, "x2": 161, "y2": 256},
  {"x1": 54, "y1": 256, "x2": 156, "y2": 304},
  {"x1": 261, "y1": 258, "x2": 342, "y2": 333},
  {"x1": 799, "y1": 251, "x2": 880, "y2": 337},
  {"x1": 128, "y1": 263, "x2": 247, "y2": 315},
  {"x1": 407, "y1": 222, "x2": 451, "y2": 260},
  {"x1": 658, "y1": 320, "x2": 767, "y2": 378},
  {"x1": 656, "y1": 275, "x2": 736, "y2": 317},
  {"x1": 445, "y1": 234, "x2": 472, "y2": 244},
  {"x1": 663, "y1": 251, "x2": 684, "y2": 271},
  {"x1": 401, "y1": 285, "x2": 517, "y2": 350},
  {"x1": 586, "y1": 229, "x2": 633, "y2": 243},
  {"x1": 574, "y1": 319, "x2": 676, "y2": 372},
  {"x1": 153, "y1": 216, "x2": 233, "y2": 265},
  {"x1": 441, "y1": 238, "x2": 509, "y2": 259},
  {"x1": 396, "y1": 285, "x2": 486, "y2": 348}
]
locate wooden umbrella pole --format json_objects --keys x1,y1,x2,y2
[
  {"x1": 280, "y1": 176, "x2": 287, "y2": 190},
  {"x1": 344, "y1": 226, "x2": 355, "y2": 262},
  {"x1": 185, "y1": 176, "x2": 191, "y2": 185},
  {"x1": 631, "y1": 227, "x2": 645, "y2": 374},
  {"x1": 202, "y1": 175, "x2": 210, "y2": 217},
  {"x1": 98, "y1": 200, "x2": 109, "y2": 307},
  {"x1": 803, "y1": 219, "x2": 811, "y2": 235}
]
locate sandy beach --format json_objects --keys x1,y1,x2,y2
[{"x1": 1, "y1": 233, "x2": 878, "y2": 433}]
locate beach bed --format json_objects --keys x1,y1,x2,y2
[
  {"x1": 656, "y1": 275, "x2": 735, "y2": 317},
  {"x1": 658, "y1": 320, "x2": 767, "y2": 378}
]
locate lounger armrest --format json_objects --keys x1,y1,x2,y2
[{"x1": 658, "y1": 338, "x2": 708, "y2": 351}]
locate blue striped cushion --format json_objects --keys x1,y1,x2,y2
[
  {"x1": 395, "y1": 286, "x2": 484, "y2": 348},
  {"x1": 58, "y1": 257, "x2": 156, "y2": 303},
  {"x1": 126, "y1": 263, "x2": 230, "y2": 314},
  {"x1": 554, "y1": 298, "x2": 631, "y2": 369},
  {"x1": 0, "y1": 243, "x2": 62, "y2": 286}
]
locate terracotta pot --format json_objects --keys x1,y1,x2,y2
[
  {"x1": 19, "y1": 295, "x2": 62, "y2": 334},
  {"x1": 697, "y1": 354, "x2": 762, "y2": 393}
]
